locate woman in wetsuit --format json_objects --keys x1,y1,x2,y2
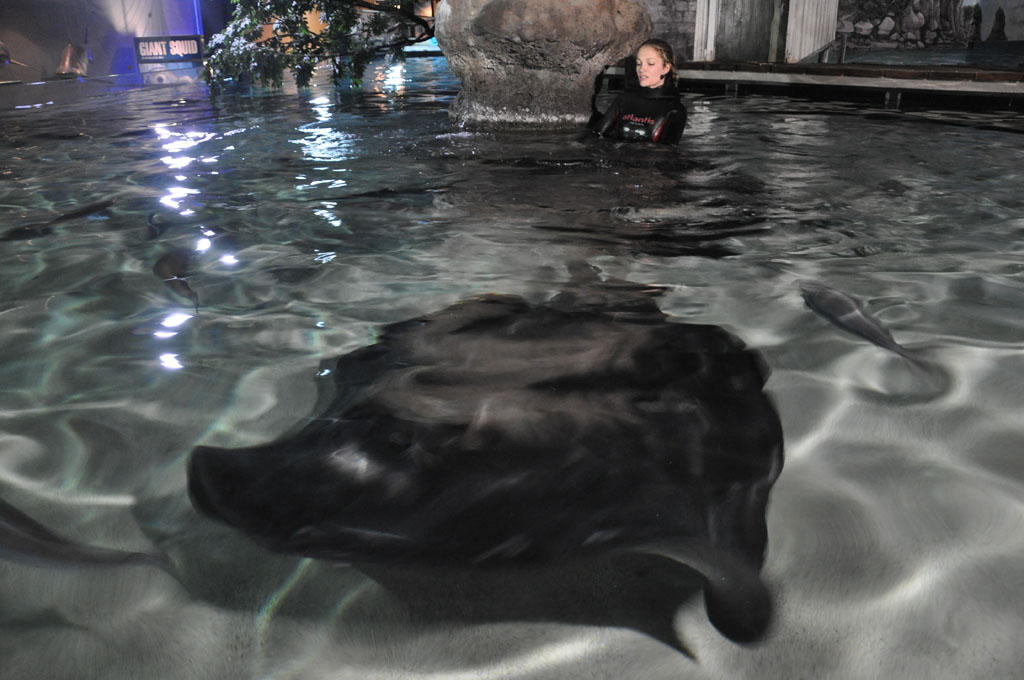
[{"x1": 592, "y1": 39, "x2": 687, "y2": 145}]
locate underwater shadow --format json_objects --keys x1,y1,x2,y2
[{"x1": 360, "y1": 551, "x2": 708, "y2": 656}]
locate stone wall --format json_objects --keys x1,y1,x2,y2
[
  {"x1": 644, "y1": 0, "x2": 699, "y2": 61},
  {"x1": 836, "y1": 0, "x2": 972, "y2": 46}
]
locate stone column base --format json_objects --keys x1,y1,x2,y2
[{"x1": 436, "y1": 0, "x2": 652, "y2": 129}]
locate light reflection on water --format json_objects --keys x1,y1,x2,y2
[{"x1": 0, "y1": 57, "x2": 1023, "y2": 679}]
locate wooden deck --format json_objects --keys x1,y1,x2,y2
[{"x1": 673, "y1": 61, "x2": 1024, "y2": 109}]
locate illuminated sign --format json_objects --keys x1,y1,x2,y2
[{"x1": 134, "y1": 36, "x2": 204, "y2": 64}]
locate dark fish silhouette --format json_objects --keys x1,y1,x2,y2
[
  {"x1": 0, "y1": 498, "x2": 169, "y2": 573},
  {"x1": 1, "y1": 199, "x2": 115, "y2": 241},
  {"x1": 188, "y1": 264, "x2": 784, "y2": 643},
  {"x1": 153, "y1": 248, "x2": 199, "y2": 314},
  {"x1": 799, "y1": 279, "x2": 914, "y2": 359},
  {"x1": 50, "y1": 199, "x2": 116, "y2": 222}
]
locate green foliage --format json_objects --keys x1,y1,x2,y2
[{"x1": 204, "y1": 0, "x2": 434, "y2": 89}]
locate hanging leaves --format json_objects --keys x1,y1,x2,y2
[{"x1": 204, "y1": 0, "x2": 435, "y2": 89}]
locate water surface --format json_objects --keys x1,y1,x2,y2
[{"x1": 1, "y1": 57, "x2": 1023, "y2": 679}]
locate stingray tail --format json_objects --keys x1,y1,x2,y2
[{"x1": 628, "y1": 538, "x2": 772, "y2": 643}]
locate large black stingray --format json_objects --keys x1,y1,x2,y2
[{"x1": 187, "y1": 263, "x2": 784, "y2": 643}]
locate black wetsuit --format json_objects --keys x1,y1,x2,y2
[{"x1": 592, "y1": 80, "x2": 687, "y2": 145}]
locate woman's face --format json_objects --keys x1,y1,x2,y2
[{"x1": 636, "y1": 45, "x2": 671, "y2": 88}]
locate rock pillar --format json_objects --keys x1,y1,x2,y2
[{"x1": 435, "y1": 0, "x2": 652, "y2": 129}]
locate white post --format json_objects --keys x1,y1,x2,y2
[{"x1": 693, "y1": 0, "x2": 718, "y2": 62}]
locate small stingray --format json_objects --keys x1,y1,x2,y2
[
  {"x1": 154, "y1": 248, "x2": 200, "y2": 314},
  {"x1": 188, "y1": 264, "x2": 784, "y2": 643},
  {"x1": 1, "y1": 199, "x2": 115, "y2": 241},
  {"x1": 799, "y1": 279, "x2": 914, "y2": 359},
  {"x1": 0, "y1": 498, "x2": 171, "y2": 574}
]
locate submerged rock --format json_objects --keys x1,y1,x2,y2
[
  {"x1": 187, "y1": 264, "x2": 784, "y2": 642},
  {"x1": 435, "y1": 0, "x2": 651, "y2": 129}
]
